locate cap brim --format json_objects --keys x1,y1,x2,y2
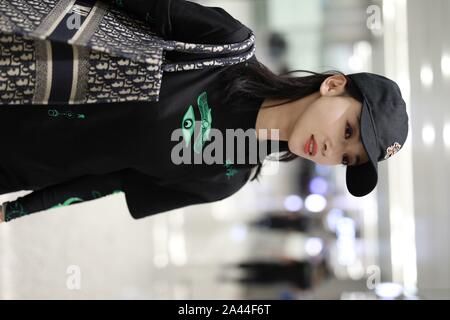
[{"x1": 346, "y1": 99, "x2": 379, "y2": 197}]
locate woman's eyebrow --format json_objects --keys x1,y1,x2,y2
[
  {"x1": 357, "y1": 114, "x2": 361, "y2": 140},
  {"x1": 351, "y1": 114, "x2": 363, "y2": 166}
]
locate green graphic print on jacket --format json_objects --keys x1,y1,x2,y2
[
  {"x1": 3, "y1": 189, "x2": 122, "y2": 222},
  {"x1": 224, "y1": 159, "x2": 238, "y2": 179},
  {"x1": 49, "y1": 189, "x2": 123, "y2": 209},
  {"x1": 48, "y1": 109, "x2": 86, "y2": 119},
  {"x1": 181, "y1": 91, "x2": 240, "y2": 180},
  {"x1": 181, "y1": 91, "x2": 212, "y2": 154}
]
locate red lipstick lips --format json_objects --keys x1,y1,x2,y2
[{"x1": 304, "y1": 134, "x2": 318, "y2": 156}]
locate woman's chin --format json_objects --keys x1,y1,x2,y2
[{"x1": 288, "y1": 140, "x2": 302, "y2": 157}]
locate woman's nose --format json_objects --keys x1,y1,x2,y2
[
  {"x1": 323, "y1": 138, "x2": 342, "y2": 159},
  {"x1": 323, "y1": 139, "x2": 330, "y2": 157}
]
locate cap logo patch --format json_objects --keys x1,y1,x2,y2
[{"x1": 384, "y1": 142, "x2": 402, "y2": 160}]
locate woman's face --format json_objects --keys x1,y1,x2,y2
[{"x1": 288, "y1": 75, "x2": 369, "y2": 167}]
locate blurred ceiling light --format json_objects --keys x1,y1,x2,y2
[
  {"x1": 349, "y1": 41, "x2": 373, "y2": 73},
  {"x1": 442, "y1": 52, "x2": 450, "y2": 79},
  {"x1": 347, "y1": 259, "x2": 365, "y2": 280},
  {"x1": 305, "y1": 237, "x2": 323, "y2": 256},
  {"x1": 443, "y1": 122, "x2": 450, "y2": 148},
  {"x1": 283, "y1": 195, "x2": 303, "y2": 212},
  {"x1": 309, "y1": 176, "x2": 328, "y2": 195},
  {"x1": 420, "y1": 64, "x2": 434, "y2": 89},
  {"x1": 326, "y1": 208, "x2": 345, "y2": 231},
  {"x1": 305, "y1": 194, "x2": 327, "y2": 213},
  {"x1": 375, "y1": 282, "x2": 404, "y2": 299},
  {"x1": 422, "y1": 123, "x2": 435, "y2": 146},
  {"x1": 336, "y1": 217, "x2": 356, "y2": 238},
  {"x1": 355, "y1": 41, "x2": 372, "y2": 59}
]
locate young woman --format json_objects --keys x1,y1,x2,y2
[{"x1": 0, "y1": 0, "x2": 408, "y2": 223}]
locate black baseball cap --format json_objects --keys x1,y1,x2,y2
[{"x1": 345, "y1": 72, "x2": 409, "y2": 197}]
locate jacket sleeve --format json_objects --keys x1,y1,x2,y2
[
  {"x1": 2, "y1": 172, "x2": 123, "y2": 222},
  {"x1": 106, "y1": 0, "x2": 248, "y2": 43},
  {"x1": 119, "y1": 168, "x2": 212, "y2": 220},
  {"x1": 0, "y1": 166, "x2": 252, "y2": 222}
]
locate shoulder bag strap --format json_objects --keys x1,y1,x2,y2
[{"x1": 160, "y1": 32, "x2": 256, "y2": 72}]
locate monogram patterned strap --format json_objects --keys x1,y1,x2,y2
[
  {"x1": 29, "y1": 0, "x2": 77, "y2": 40},
  {"x1": 161, "y1": 32, "x2": 255, "y2": 54},
  {"x1": 162, "y1": 43, "x2": 256, "y2": 72},
  {"x1": 161, "y1": 32, "x2": 256, "y2": 72}
]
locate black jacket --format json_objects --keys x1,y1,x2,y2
[{"x1": 0, "y1": 0, "x2": 285, "y2": 221}]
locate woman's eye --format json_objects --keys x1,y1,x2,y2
[
  {"x1": 342, "y1": 123, "x2": 353, "y2": 165},
  {"x1": 345, "y1": 123, "x2": 353, "y2": 139}
]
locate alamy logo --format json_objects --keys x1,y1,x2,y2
[
  {"x1": 66, "y1": 4, "x2": 92, "y2": 30},
  {"x1": 366, "y1": 5, "x2": 382, "y2": 31},
  {"x1": 66, "y1": 265, "x2": 81, "y2": 290}
]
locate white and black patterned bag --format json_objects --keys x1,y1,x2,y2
[{"x1": 0, "y1": 0, "x2": 255, "y2": 105}]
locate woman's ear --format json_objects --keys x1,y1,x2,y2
[{"x1": 319, "y1": 74, "x2": 347, "y2": 96}]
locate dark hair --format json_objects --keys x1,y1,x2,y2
[{"x1": 219, "y1": 57, "x2": 364, "y2": 182}]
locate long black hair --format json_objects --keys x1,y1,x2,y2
[{"x1": 219, "y1": 56, "x2": 364, "y2": 182}]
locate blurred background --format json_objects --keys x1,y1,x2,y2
[{"x1": 1, "y1": 0, "x2": 449, "y2": 300}]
